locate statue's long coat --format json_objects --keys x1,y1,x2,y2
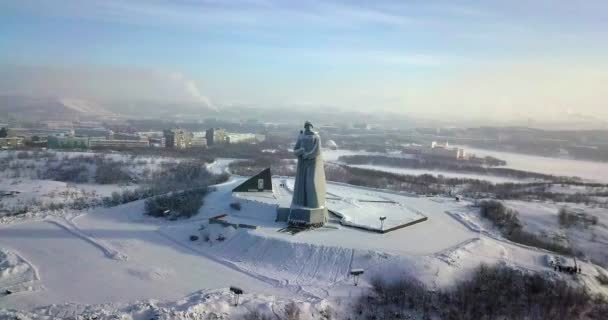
[{"x1": 292, "y1": 131, "x2": 326, "y2": 208}]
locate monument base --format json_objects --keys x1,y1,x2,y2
[{"x1": 276, "y1": 206, "x2": 327, "y2": 226}]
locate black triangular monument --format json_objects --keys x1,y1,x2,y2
[{"x1": 232, "y1": 168, "x2": 273, "y2": 192}]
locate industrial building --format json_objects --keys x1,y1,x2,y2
[
  {"x1": 0, "y1": 137, "x2": 24, "y2": 149},
  {"x1": 163, "y1": 128, "x2": 207, "y2": 149},
  {"x1": 47, "y1": 135, "x2": 90, "y2": 149},
  {"x1": 74, "y1": 128, "x2": 111, "y2": 139},
  {"x1": 206, "y1": 128, "x2": 265, "y2": 145},
  {"x1": 191, "y1": 132, "x2": 208, "y2": 148},
  {"x1": 424, "y1": 141, "x2": 466, "y2": 160},
  {"x1": 403, "y1": 142, "x2": 467, "y2": 160},
  {"x1": 206, "y1": 128, "x2": 228, "y2": 145},
  {"x1": 226, "y1": 133, "x2": 258, "y2": 144},
  {"x1": 149, "y1": 137, "x2": 166, "y2": 148},
  {"x1": 164, "y1": 128, "x2": 190, "y2": 149},
  {"x1": 89, "y1": 138, "x2": 150, "y2": 148}
]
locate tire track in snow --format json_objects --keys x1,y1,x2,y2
[{"x1": 45, "y1": 219, "x2": 128, "y2": 261}]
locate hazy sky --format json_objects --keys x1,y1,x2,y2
[{"x1": 1, "y1": 0, "x2": 607, "y2": 121}]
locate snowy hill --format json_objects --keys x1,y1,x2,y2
[{"x1": 0, "y1": 95, "x2": 117, "y2": 120}]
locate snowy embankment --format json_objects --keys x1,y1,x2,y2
[
  {"x1": 0, "y1": 248, "x2": 42, "y2": 295},
  {"x1": 160, "y1": 223, "x2": 391, "y2": 293},
  {"x1": 0, "y1": 288, "x2": 338, "y2": 320},
  {"x1": 205, "y1": 158, "x2": 238, "y2": 175}
]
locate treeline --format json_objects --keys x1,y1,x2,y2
[
  {"x1": 1, "y1": 151, "x2": 136, "y2": 184},
  {"x1": 566, "y1": 145, "x2": 608, "y2": 163},
  {"x1": 559, "y1": 207, "x2": 599, "y2": 228},
  {"x1": 463, "y1": 182, "x2": 605, "y2": 205},
  {"x1": 329, "y1": 163, "x2": 606, "y2": 206},
  {"x1": 338, "y1": 155, "x2": 561, "y2": 181},
  {"x1": 103, "y1": 161, "x2": 229, "y2": 208},
  {"x1": 324, "y1": 164, "x2": 546, "y2": 198},
  {"x1": 228, "y1": 157, "x2": 296, "y2": 177},
  {"x1": 355, "y1": 264, "x2": 607, "y2": 320}
]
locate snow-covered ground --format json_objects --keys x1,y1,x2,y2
[
  {"x1": 0, "y1": 202, "x2": 291, "y2": 310},
  {"x1": 0, "y1": 178, "x2": 136, "y2": 221},
  {"x1": 504, "y1": 200, "x2": 608, "y2": 267},
  {"x1": 0, "y1": 151, "x2": 184, "y2": 223},
  {"x1": 1, "y1": 176, "x2": 607, "y2": 318}
]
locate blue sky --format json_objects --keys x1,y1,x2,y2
[{"x1": 1, "y1": 0, "x2": 607, "y2": 120}]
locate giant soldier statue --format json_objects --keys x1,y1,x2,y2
[{"x1": 289, "y1": 121, "x2": 327, "y2": 226}]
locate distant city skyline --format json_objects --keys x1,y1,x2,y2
[{"x1": 1, "y1": 0, "x2": 607, "y2": 122}]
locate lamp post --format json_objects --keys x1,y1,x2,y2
[
  {"x1": 379, "y1": 216, "x2": 386, "y2": 231},
  {"x1": 230, "y1": 286, "x2": 243, "y2": 306},
  {"x1": 350, "y1": 269, "x2": 364, "y2": 286}
]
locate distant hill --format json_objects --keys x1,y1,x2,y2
[
  {"x1": 0, "y1": 95, "x2": 117, "y2": 121},
  {"x1": 0, "y1": 95, "x2": 222, "y2": 122},
  {"x1": 100, "y1": 100, "x2": 218, "y2": 119}
]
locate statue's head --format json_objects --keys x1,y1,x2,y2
[{"x1": 304, "y1": 121, "x2": 313, "y2": 132}]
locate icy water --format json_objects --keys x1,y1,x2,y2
[
  {"x1": 463, "y1": 146, "x2": 608, "y2": 183},
  {"x1": 324, "y1": 148, "x2": 608, "y2": 183}
]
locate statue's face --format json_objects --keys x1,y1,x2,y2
[{"x1": 304, "y1": 123, "x2": 312, "y2": 132}]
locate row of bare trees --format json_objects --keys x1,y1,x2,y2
[{"x1": 354, "y1": 264, "x2": 607, "y2": 320}]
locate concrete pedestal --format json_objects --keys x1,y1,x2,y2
[{"x1": 276, "y1": 206, "x2": 327, "y2": 226}]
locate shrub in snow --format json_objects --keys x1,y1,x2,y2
[
  {"x1": 559, "y1": 207, "x2": 598, "y2": 228},
  {"x1": 16, "y1": 151, "x2": 30, "y2": 159},
  {"x1": 319, "y1": 306, "x2": 333, "y2": 320},
  {"x1": 479, "y1": 200, "x2": 522, "y2": 234},
  {"x1": 597, "y1": 269, "x2": 608, "y2": 286},
  {"x1": 200, "y1": 225, "x2": 236, "y2": 244},
  {"x1": 230, "y1": 202, "x2": 242, "y2": 211},
  {"x1": 43, "y1": 163, "x2": 90, "y2": 183},
  {"x1": 144, "y1": 188, "x2": 207, "y2": 220},
  {"x1": 95, "y1": 163, "x2": 132, "y2": 184},
  {"x1": 242, "y1": 309, "x2": 272, "y2": 320},
  {"x1": 284, "y1": 301, "x2": 301, "y2": 320}
]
